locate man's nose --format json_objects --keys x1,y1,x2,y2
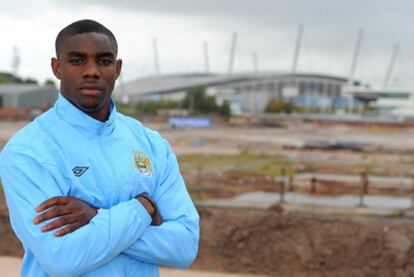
[{"x1": 83, "y1": 61, "x2": 100, "y2": 79}]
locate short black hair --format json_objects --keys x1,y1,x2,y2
[{"x1": 55, "y1": 19, "x2": 118, "y2": 58}]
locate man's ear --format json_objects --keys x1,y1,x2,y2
[
  {"x1": 51, "y1": 58, "x2": 61, "y2": 80},
  {"x1": 115, "y1": 59, "x2": 122, "y2": 80}
]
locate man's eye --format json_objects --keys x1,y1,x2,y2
[
  {"x1": 99, "y1": 59, "x2": 113, "y2": 65},
  {"x1": 70, "y1": 58, "x2": 83, "y2": 65}
]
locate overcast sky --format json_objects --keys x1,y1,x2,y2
[{"x1": 1, "y1": 0, "x2": 414, "y2": 87}]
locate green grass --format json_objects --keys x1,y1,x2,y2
[
  {"x1": 178, "y1": 153, "x2": 295, "y2": 176},
  {"x1": 388, "y1": 210, "x2": 404, "y2": 218}
]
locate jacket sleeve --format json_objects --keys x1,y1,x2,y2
[
  {"x1": 0, "y1": 147, "x2": 152, "y2": 277},
  {"x1": 122, "y1": 140, "x2": 200, "y2": 268}
]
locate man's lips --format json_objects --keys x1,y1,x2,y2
[{"x1": 79, "y1": 86, "x2": 103, "y2": 96}]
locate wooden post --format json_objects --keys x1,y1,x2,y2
[
  {"x1": 411, "y1": 174, "x2": 414, "y2": 209},
  {"x1": 362, "y1": 171, "x2": 369, "y2": 194},
  {"x1": 197, "y1": 164, "x2": 202, "y2": 185},
  {"x1": 279, "y1": 168, "x2": 286, "y2": 203},
  {"x1": 358, "y1": 171, "x2": 368, "y2": 207},
  {"x1": 288, "y1": 174, "x2": 294, "y2": 192},
  {"x1": 310, "y1": 174, "x2": 316, "y2": 194}
]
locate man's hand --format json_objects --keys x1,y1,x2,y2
[
  {"x1": 33, "y1": 196, "x2": 97, "y2": 237},
  {"x1": 136, "y1": 194, "x2": 163, "y2": 226},
  {"x1": 136, "y1": 196, "x2": 155, "y2": 216}
]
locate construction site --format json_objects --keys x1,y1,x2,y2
[
  {"x1": 2, "y1": 114, "x2": 414, "y2": 276},
  {"x1": 1, "y1": 4, "x2": 413, "y2": 275}
]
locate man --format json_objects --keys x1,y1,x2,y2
[{"x1": 0, "y1": 19, "x2": 199, "y2": 276}]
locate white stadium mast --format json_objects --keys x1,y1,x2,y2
[
  {"x1": 291, "y1": 23, "x2": 303, "y2": 73},
  {"x1": 228, "y1": 32, "x2": 238, "y2": 76},
  {"x1": 383, "y1": 44, "x2": 400, "y2": 87},
  {"x1": 203, "y1": 41, "x2": 210, "y2": 74},
  {"x1": 152, "y1": 38, "x2": 161, "y2": 76},
  {"x1": 12, "y1": 46, "x2": 20, "y2": 78},
  {"x1": 347, "y1": 28, "x2": 363, "y2": 112},
  {"x1": 252, "y1": 52, "x2": 258, "y2": 74}
]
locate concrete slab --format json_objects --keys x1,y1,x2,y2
[{"x1": 197, "y1": 192, "x2": 408, "y2": 218}]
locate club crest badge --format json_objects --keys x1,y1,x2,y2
[{"x1": 133, "y1": 150, "x2": 153, "y2": 176}]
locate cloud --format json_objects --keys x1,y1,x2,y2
[{"x1": 1, "y1": 0, "x2": 414, "y2": 86}]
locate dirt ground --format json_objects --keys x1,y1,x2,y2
[
  {"x1": 0, "y1": 214, "x2": 24, "y2": 257},
  {"x1": 2, "y1": 118, "x2": 414, "y2": 275},
  {"x1": 2, "y1": 200, "x2": 414, "y2": 276},
  {"x1": 194, "y1": 205, "x2": 414, "y2": 277}
]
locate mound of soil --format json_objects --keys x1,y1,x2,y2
[
  {"x1": 193, "y1": 205, "x2": 414, "y2": 276},
  {"x1": 0, "y1": 192, "x2": 23, "y2": 257},
  {"x1": 2, "y1": 186, "x2": 414, "y2": 276}
]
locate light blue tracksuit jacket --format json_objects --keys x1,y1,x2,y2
[{"x1": 0, "y1": 94, "x2": 199, "y2": 276}]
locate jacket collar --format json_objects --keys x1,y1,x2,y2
[{"x1": 54, "y1": 93, "x2": 117, "y2": 137}]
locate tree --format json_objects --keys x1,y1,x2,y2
[
  {"x1": 23, "y1": 78, "x2": 38, "y2": 84},
  {"x1": 0, "y1": 72, "x2": 15, "y2": 83},
  {"x1": 219, "y1": 100, "x2": 231, "y2": 116},
  {"x1": 0, "y1": 72, "x2": 39, "y2": 84},
  {"x1": 182, "y1": 86, "x2": 219, "y2": 114},
  {"x1": 44, "y1": 79, "x2": 57, "y2": 87}
]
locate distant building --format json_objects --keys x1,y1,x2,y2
[
  {"x1": 0, "y1": 84, "x2": 58, "y2": 109},
  {"x1": 344, "y1": 86, "x2": 414, "y2": 117},
  {"x1": 114, "y1": 72, "x2": 367, "y2": 114}
]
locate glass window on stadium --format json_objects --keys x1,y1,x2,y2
[
  {"x1": 278, "y1": 82, "x2": 285, "y2": 92},
  {"x1": 309, "y1": 82, "x2": 316, "y2": 91},
  {"x1": 299, "y1": 82, "x2": 305, "y2": 95},
  {"x1": 335, "y1": 85, "x2": 341, "y2": 97},
  {"x1": 267, "y1": 82, "x2": 275, "y2": 92},
  {"x1": 327, "y1": 83, "x2": 332, "y2": 97}
]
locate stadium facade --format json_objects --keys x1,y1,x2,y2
[{"x1": 114, "y1": 72, "x2": 366, "y2": 114}]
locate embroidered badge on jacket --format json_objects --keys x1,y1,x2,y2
[{"x1": 133, "y1": 150, "x2": 153, "y2": 176}]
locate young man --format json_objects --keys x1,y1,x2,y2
[{"x1": 0, "y1": 19, "x2": 199, "y2": 276}]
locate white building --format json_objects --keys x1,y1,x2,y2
[
  {"x1": 0, "y1": 84, "x2": 58, "y2": 109},
  {"x1": 344, "y1": 86, "x2": 414, "y2": 117}
]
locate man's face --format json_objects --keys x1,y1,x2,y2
[{"x1": 51, "y1": 32, "x2": 122, "y2": 120}]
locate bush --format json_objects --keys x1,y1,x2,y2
[{"x1": 265, "y1": 98, "x2": 300, "y2": 114}]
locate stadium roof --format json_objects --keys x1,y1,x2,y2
[
  {"x1": 114, "y1": 73, "x2": 252, "y2": 97},
  {"x1": 114, "y1": 72, "x2": 352, "y2": 98}
]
